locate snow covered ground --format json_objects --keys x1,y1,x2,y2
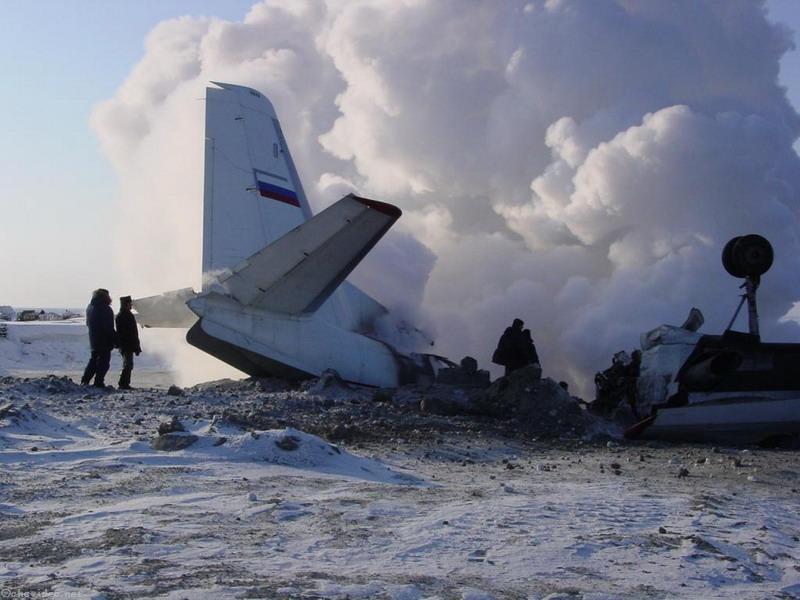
[
  {"x1": 1, "y1": 325, "x2": 799, "y2": 599},
  {"x1": 0, "y1": 321, "x2": 171, "y2": 382},
  {"x1": 0, "y1": 321, "x2": 207, "y2": 388}
]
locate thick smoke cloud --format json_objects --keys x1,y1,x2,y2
[{"x1": 92, "y1": 0, "x2": 800, "y2": 393}]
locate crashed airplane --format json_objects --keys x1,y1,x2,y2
[
  {"x1": 627, "y1": 234, "x2": 800, "y2": 444},
  {"x1": 134, "y1": 82, "x2": 447, "y2": 388}
]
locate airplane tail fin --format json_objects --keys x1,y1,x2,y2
[
  {"x1": 217, "y1": 194, "x2": 401, "y2": 316},
  {"x1": 202, "y1": 82, "x2": 312, "y2": 287},
  {"x1": 139, "y1": 84, "x2": 398, "y2": 332}
]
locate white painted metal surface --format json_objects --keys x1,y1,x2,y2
[
  {"x1": 133, "y1": 82, "x2": 437, "y2": 385},
  {"x1": 133, "y1": 288, "x2": 198, "y2": 328},
  {"x1": 646, "y1": 395, "x2": 800, "y2": 443},
  {"x1": 637, "y1": 325, "x2": 702, "y2": 415},
  {"x1": 636, "y1": 323, "x2": 800, "y2": 443},
  {"x1": 188, "y1": 293, "x2": 402, "y2": 387},
  {"x1": 218, "y1": 194, "x2": 400, "y2": 315},
  {"x1": 202, "y1": 82, "x2": 310, "y2": 278}
]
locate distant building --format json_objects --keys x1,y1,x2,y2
[
  {"x1": 39, "y1": 312, "x2": 64, "y2": 321},
  {"x1": 16, "y1": 310, "x2": 39, "y2": 322}
]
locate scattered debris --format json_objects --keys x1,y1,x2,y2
[
  {"x1": 303, "y1": 368, "x2": 350, "y2": 394},
  {"x1": 151, "y1": 432, "x2": 199, "y2": 452},
  {"x1": 152, "y1": 416, "x2": 197, "y2": 451},
  {"x1": 436, "y1": 356, "x2": 491, "y2": 388},
  {"x1": 476, "y1": 366, "x2": 594, "y2": 438},
  {"x1": 275, "y1": 434, "x2": 301, "y2": 451},
  {"x1": 372, "y1": 389, "x2": 394, "y2": 403},
  {"x1": 420, "y1": 387, "x2": 482, "y2": 416},
  {"x1": 0, "y1": 403, "x2": 18, "y2": 419},
  {"x1": 592, "y1": 350, "x2": 640, "y2": 417},
  {"x1": 157, "y1": 416, "x2": 185, "y2": 435},
  {"x1": 0, "y1": 372, "x2": 798, "y2": 598}
]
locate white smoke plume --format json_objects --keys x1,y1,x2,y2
[{"x1": 92, "y1": 0, "x2": 800, "y2": 393}]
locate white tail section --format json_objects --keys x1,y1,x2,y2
[
  {"x1": 218, "y1": 194, "x2": 401, "y2": 315},
  {"x1": 199, "y1": 82, "x2": 394, "y2": 337},
  {"x1": 202, "y1": 82, "x2": 311, "y2": 286}
]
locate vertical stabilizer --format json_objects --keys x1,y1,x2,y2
[{"x1": 202, "y1": 82, "x2": 312, "y2": 287}]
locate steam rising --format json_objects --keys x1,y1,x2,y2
[{"x1": 92, "y1": 0, "x2": 800, "y2": 393}]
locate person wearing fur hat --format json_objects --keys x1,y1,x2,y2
[
  {"x1": 81, "y1": 288, "x2": 118, "y2": 388},
  {"x1": 115, "y1": 296, "x2": 141, "y2": 390}
]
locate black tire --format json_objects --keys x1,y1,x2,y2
[
  {"x1": 722, "y1": 234, "x2": 773, "y2": 278},
  {"x1": 733, "y1": 234, "x2": 773, "y2": 277},
  {"x1": 722, "y1": 236, "x2": 744, "y2": 277}
]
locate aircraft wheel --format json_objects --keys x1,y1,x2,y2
[{"x1": 722, "y1": 234, "x2": 773, "y2": 278}]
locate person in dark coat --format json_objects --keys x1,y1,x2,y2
[
  {"x1": 522, "y1": 328, "x2": 540, "y2": 367},
  {"x1": 81, "y1": 288, "x2": 118, "y2": 388},
  {"x1": 115, "y1": 296, "x2": 141, "y2": 390},
  {"x1": 492, "y1": 318, "x2": 529, "y2": 376}
]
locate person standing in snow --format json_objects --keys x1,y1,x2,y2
[
  {"x1": 492, "y1": 318, "x2": 529, "y2": 376},
  {"x1": 522, "y1": 328, "x2": 540, "y2": 369},
  {"x1": 115, "y1": 296, "x2": 141, "y2": 390},
  {"x1": 81, "y1": 288, "x2": 117, "y2": 389}
]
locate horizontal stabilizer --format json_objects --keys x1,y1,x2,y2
[
  {"x1": 218, "y1": 194, "x2": 401, "y2": 315},
  {"x1": 133, "y1": 288, "x2": 198, "y2": 328}
]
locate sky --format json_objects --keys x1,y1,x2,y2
[
  {"x1": 0, "y1": 0, "x2": 254, "y2": 307},
  {"x1": 0, "y1": 0, "x2": 797, "y2": 308},
  {"x1": 770, "y1": 0, "x2": 800, "y2": 118},
  {"x1": 3, "y1": 0, "x2": 800, "y2": 391}
]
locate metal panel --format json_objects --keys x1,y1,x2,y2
[
  {"x1": 202, "y1": 83, "x2": 309, "y2": 281},
  {"x1": 133, "y1": 288, "x2": 198, "y2": 328},
  {"x1": 218, "y1": 194, "x2": 401, "y2": 315},
  {"x1": 187, "y1": 293, "x2": 402, "y2": 387}
]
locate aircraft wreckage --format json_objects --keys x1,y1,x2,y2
[
  {"x1": 132, "y1": 82, "x2": 800, "y2": 444},
  {"x1": 134, "y1": 82, "x2": 448, "y2": 387},
  {"x1": 622, "y1": 234, "x2": 800, "y2": 444}
]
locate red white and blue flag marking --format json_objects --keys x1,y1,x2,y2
[{"x1": 254, "y1": 170, "x2": 300, "y2": 207}]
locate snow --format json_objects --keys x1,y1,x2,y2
[
  {"x1": 0, "y1": 320, "x2": 172, "y2": 384},
  {"x1": 0, "y1": 320, "x2": 89, "y2": 374},
  {"x1": 0, "y1": 324, "x2": 799, "y2": 598}
]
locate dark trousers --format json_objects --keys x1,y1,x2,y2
[
  {"x1": 82, "y1": 349, "x2": 111, "y2": 385},
  {"x1": 119, "y1": 351, "x2": 134, "y2": 387}
]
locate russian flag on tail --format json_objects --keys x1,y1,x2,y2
[{"x1": 253, "y1": 169, "x2": 300, "y2": 207}]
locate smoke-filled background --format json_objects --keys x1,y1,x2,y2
[{"x1": 90, "y1": 0, "x2": 800, "y2": 394}]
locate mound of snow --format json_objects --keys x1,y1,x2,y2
[
  {"x1": 0, "y1": 403, "x2": 93, "y2": 450},
  {"x1": 0, "y1": 404, "x2": 424, "y2": 485},
  {"x1": 170, "y1": 420, "x2": 423, "y2": 485}
]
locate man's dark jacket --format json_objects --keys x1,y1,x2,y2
[
  {"x1": 86, "y1": 297, "x2": 117, "y2": 351},
  {"x1": 493, "y1": 327, "x2": 527, "y2": 369},
  {"x1": 115, "y1": 308, "x2": 141, "y2": 354}
]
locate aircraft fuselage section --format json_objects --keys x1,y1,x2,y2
[{"x1": 187, "y1": 293, "x2": 401, "y2": 387}]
